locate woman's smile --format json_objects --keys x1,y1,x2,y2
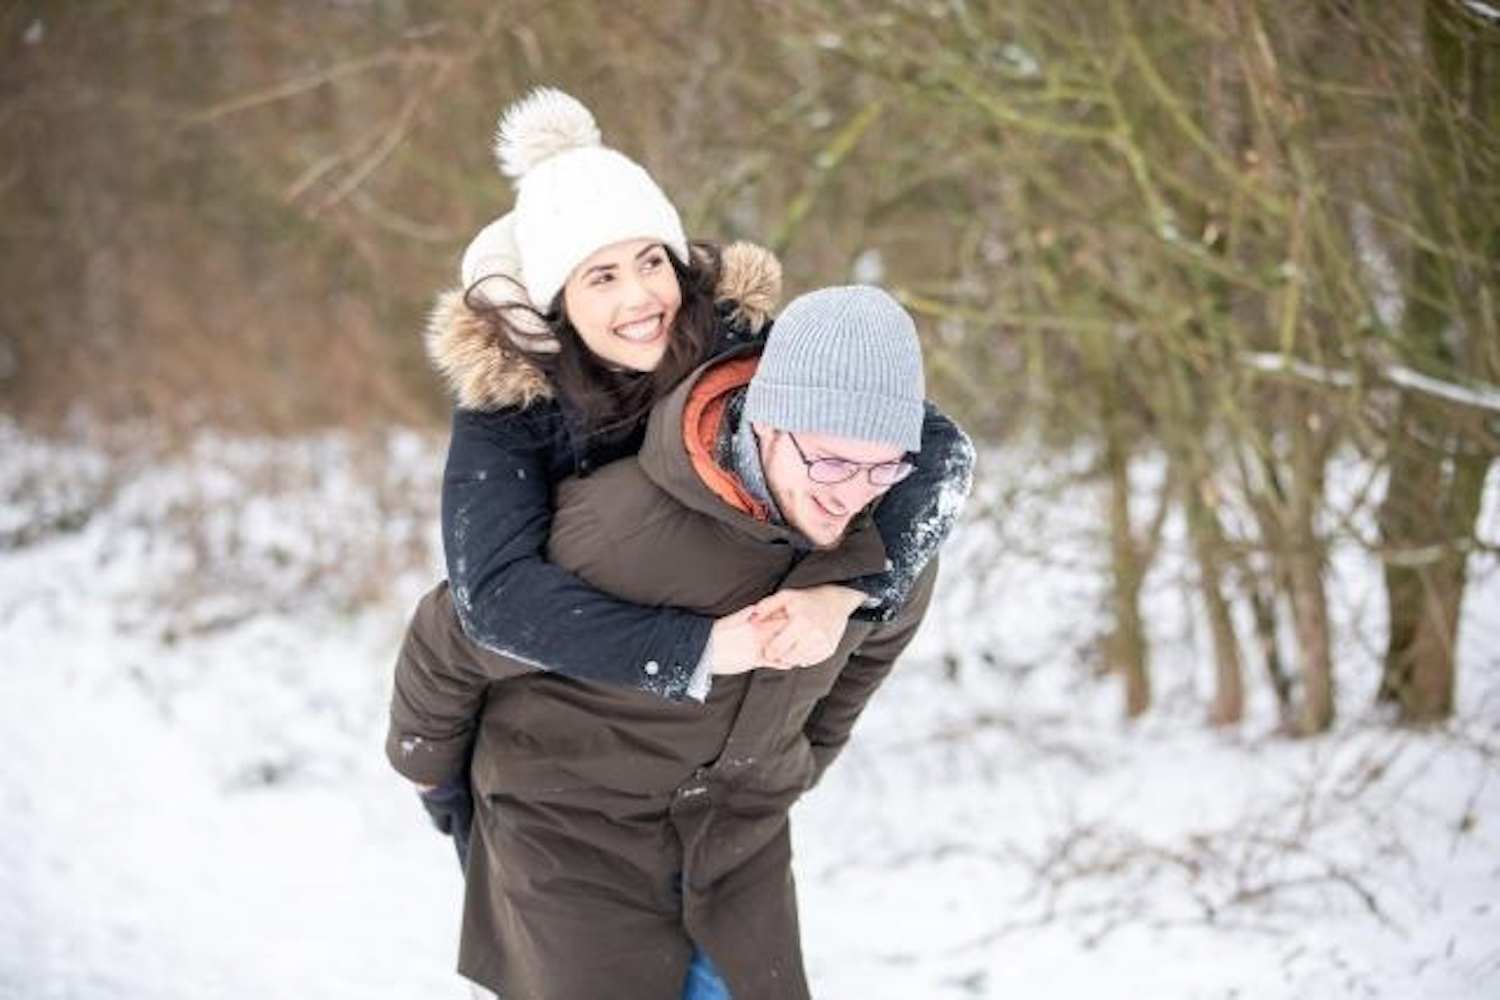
[{"x1": 613, "y1": 313, "x2": 667, "y2": 343}]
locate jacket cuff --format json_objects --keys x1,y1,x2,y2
[
  {"x1": 651, "y1": 613, "x2": 715, "y2": 702},
  {"x1": 845, "y1": 573, "x2": 899, "y2": 624},
  {"x1": 385, "y1": 724, "x2": 473, "y2": 787},
  {"x1": 686, "y1": 638, "x2": 714, "y2": 703}
]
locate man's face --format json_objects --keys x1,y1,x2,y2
[{"x1": 756, "y1": 425, "x2": 908, "y2": 549}]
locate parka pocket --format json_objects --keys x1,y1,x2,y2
[{"x1": 729, "y1": 734, "x2": 819, "y2": 813}]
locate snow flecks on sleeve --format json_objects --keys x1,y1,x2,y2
[
  {"x1": 448, "y1": 501, "x2": 475, "y2": 618},
  {"x1": 890, "y1": 442, "x2": 975, "y2": 596},
  {"x1": 861, "y1": 413, "x2": 976, "y2": 619}
]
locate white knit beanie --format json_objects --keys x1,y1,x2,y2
[
  {"x1": 458, "y1": 212, "x2": 554, "y2": 348},
  {"x1": 744, "y1": 285, "x2": 926, "y2": 453},
  {"x1": 463, "y1": 88, "x2": 689, "y2": 309}
]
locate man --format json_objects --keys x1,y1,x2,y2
[{"x1": 388, "y1": 285, "x2": 963, "y2": 1000}]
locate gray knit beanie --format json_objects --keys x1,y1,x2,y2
[{"x1": 743, "y1": 285, "x2": 925, "y2": 453}]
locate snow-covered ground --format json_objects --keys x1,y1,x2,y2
[{"x1": 2, "y1": 422, "x2": 1497, "y2": 999}]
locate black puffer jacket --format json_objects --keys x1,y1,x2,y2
[{"x1": 432, "y1": 243, "x2": 975, "y2": 702}]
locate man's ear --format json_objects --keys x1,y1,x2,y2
[{"x1": 749, "y1": 421, "x2": 774, "y2": 465}]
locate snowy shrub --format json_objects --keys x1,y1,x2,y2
[
  {"x1": 0, "y1": 420, "x2": 443, "y2": 639},
  {"x1": 0, "y1": 418, "x2": 119, "y2": 551}
]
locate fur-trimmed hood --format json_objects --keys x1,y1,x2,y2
[{"x1": 426, "y1": 242, "x2": 782, "y2": 412}]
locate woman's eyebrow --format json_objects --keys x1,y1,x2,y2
[
  {"x1": 579, "y1": 261, "x2": 619, "y2": 279},
  {"x1": 633, "y1": 243, "x2": 665, "y2": 261}
]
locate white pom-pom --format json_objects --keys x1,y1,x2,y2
[{"x1": 494, "y1": 87, "x2": 601, "y2": 180}]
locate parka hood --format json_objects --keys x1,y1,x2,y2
[
  {"x1": 637, "y1": 346, "x2": 891, "y2": 586},
  {"x1": 425, "y1": 241, "x2": 782, "y2": 412}
]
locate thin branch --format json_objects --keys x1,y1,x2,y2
[
  {"x1": 307, "y1": 77, "x2": 441, "y2": 215},
  {"x1": 1113, "y1": 0, "x2": 1289, "y2": 218},
  {"x1": 346, "y1": 190, "x2": 462, "y2": 244},
  {"x1": 1240, "y1": 350, "x2": 1500, "y2": 416},
  {"x1": 286, "y1": 4, "x2": 509, "y2": 216},
  {"x1": 184, "y1": 50, "x2": 431, "y2": 125}
]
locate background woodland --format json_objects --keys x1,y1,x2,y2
[{"x1": 3, "y1": 0, "x2": 1496, "y2": 730}]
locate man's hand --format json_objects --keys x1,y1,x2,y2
[
  {"x1": 746, "y1": 585, "x2": 864, "y2": 668},
  {"x1": 708, "y1": 605, "x2": 788, "y2": 675}
]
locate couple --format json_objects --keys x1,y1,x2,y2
[{"x1": 386, "y1": 88, "x2": 975, "y2": 1000}]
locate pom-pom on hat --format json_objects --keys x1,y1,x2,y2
[
  {"x1": 744, "y1": 285, "x2": 926, "y2": 453},
  {"x1": 488, "y1": 87, "x2": 689, "y2": 309}
]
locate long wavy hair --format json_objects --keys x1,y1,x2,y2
[{"x1": 464, "y1": 241, "x2": 722, "y2": 445}]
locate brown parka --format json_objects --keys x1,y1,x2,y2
[{"x1": 388, "y1": 349, "x2": 939, "y2": 1000}]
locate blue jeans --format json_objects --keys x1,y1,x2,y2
[{"x1": 682, "y1": 948, "x2": 732, "y2": 1000}]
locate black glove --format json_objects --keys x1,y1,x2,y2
[{"x1": 418, "y1": 774, "x2": 474, "y2": 869}]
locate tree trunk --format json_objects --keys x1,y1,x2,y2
[
  {"x1": 1288, "y1": 403, "x2": 1334, "y2": 735},
  {"x1": 1288, "y1": 545, "x2": 1334, "y2": 735},
  {"x1": 1187, "y1": 478, "x2": 1244, "y2": 726},
  {"x1": 1414, "y1": 450, "x2": 1490, "y2": 715},
  {"x1": 1104, "y1": 418, "x2": 1151, "y2": 718},
  {"x1": 1248, "y1": 572, "x2": 1293, "y2": 726},
  {"x1": 1235, "y1": 445, "x2": 1299, "y2": 730},
  {"x1": 1377, "y1": 0, "x2": 1498, "y2": 723},
  {"x1": 1380, "y1": 428, "x2": 1491, "y2": 720}
]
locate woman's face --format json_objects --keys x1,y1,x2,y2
[{"x1": 561, "y1": 239, "x2": 682, "y2": 372}]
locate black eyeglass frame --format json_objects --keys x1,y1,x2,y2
[{"x1": 784, "y1": 432, "x2": 917, "y2": 487}]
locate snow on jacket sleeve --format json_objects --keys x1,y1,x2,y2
[
  {"x1": 442, "y1": 404, "x2": 714, "y2": 702},
  {"x1": 850, "y1": 402, "x2": 975, "y2": 623},
  {"x1": 387, "y1": 581, "x2": 529, "y2": 786},
  {"x1": 803, "y1": 560, "x2": 940, "y2": 785}
]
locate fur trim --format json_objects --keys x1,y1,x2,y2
[
  {"x1": 494, "y1": 88, "x2": 601, "y2": 181},
  {"x1": 427, "y1": 242, "x2": 784, "y2": 412},
  {"x1": 424, "y1": 289, "x2": 552, "y2": 412}
]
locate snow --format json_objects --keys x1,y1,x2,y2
[
  {"x1": 2, "y1": 421, "x2": 1497, "y2": 999},
  {"x1": 1463, "y1": 2, "x2": 1500, "y2": 24},
  {"x1": 1241, "y1": 350, "x2": 1358, "y2": 389},
  {"x1": 1386, "y1": 363, "x2": 1500, "y2": 414},
  {"x1": 1350, "y1": 200, "x2": 1404, "y2": 330},
  {"x1": 1241, "y1": 350, "x2": 1500, "y2": 414}
]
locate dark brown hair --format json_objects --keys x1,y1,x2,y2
[{"x1": 466, "y1": 241, "x2": 722, "y2": 444}]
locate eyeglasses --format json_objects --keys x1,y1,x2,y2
[{"x1": 784, "y1": 433, "x2": 917, "y2": 487}]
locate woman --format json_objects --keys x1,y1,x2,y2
[{"x1": 401, "y1": 88, "x2": 974, "y2": 998}]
